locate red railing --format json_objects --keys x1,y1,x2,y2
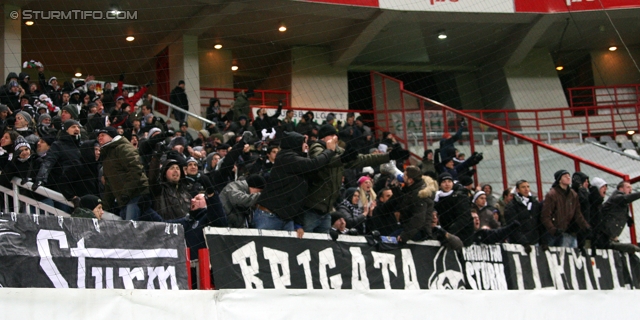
[
  {"x1": 568, "y1": 84, "x2": 640, "y2": 109},
  {"x1": 463, "y1": 105, "x2": 640, "y2": 139},
  {"x1": 370, "y1": 71, "x2": 638, "y2": 244},
  {"x1": 199, "y1": 88, "x2": 291, "y2": 117}
]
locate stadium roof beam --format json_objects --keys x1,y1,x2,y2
[
  {"x1": 505, "y1": 14, "x2": 559, "y2": 67},
  {"x1": 331, "y1": 10, "x2": 400, "y2": 68}
]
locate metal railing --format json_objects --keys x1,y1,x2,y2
[
  {"x1": 150, "y1": 95, "x2": 217, "y2": 130},
  {"x1": 0, "y1": 177, "x2": 120, "y2": 220},
  {"x1": 371, "y1": 71, "x2": 638, "y2": 244}
]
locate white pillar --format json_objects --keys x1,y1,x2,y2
[
  {"x1": 291, "y1": 46, "x2": 348, "y2": 110},
  {"x1": 169, "y1": 34, "x2": 201, "y2": 129},
  {"x1": 2, "y1": 4, "x2": 22, "y2": 81}
]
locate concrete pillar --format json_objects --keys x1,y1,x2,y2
[
  {"x1": 2, "y1": 4, "x2": 22, "y2": 81},
  {"x1": 169, "y1": 34, "x2": 201, "y2": 128},
  {"x1": 291, "y1": 46, "x2": 348, "y2": 110}
]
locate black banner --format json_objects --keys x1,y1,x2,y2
[
  {"x1": 205, "y1": 228, "x2": 640, "y2": 290},
  {"x1": 0, "y1": 213, "x2": 188, "y2": 289}
]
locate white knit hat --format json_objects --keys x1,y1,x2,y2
[{"x1": 591, "y1": 177, "x2": 607, "y2": 190}]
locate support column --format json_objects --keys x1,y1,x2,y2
[
  {"x1": 169, "y1": 34, "x2": 201, "y2": 129},
  {"x1": 2, "y1": 4, "x2": 22, "y2": 81},
  {"x1": 291, "y1": 46, "x2": 348, "y2": 110}
]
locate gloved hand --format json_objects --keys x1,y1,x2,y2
[
  {"x1": 473, "y1": 152, "x2": 484, "y2": 162},
  {"x1": 340, "y1": 143, "x2": 358, "y2": 164},
  {"x1": 20, "y1": 177, "x2": 29, "y2": 185},
  {"x1": 119, "y1": 73, "x2": 125, "y2": 81},
  {"x1": 628, "y1": 216, "x2": 635, "y2": 227},
  {"x1": 329, "y1": 228, "x2": 340, "y2": 241},
  {"x1": 278, "y1": 99, "x2": 283, "y2": 108},
  {"x1": 432, "y1": 226, "x2": 448, "y2": 242},
  {"x1": 389, "y1": 147, "x2": 410, "y2": 162},
  {"x1": 31, "y1": 180, "x2": 42, "y2": 191},
  {"x1": 145, "y1": 80, "x2": 154, "y2": 87},
  {"x1": 389, "y1": 185, "x2": 402, "y2": 196},
  {"x1": 72, "y1": 197, "x2": 81, "y2": 208}
]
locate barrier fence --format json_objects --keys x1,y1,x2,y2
[{"x1": 370, "y1": 71, "x2": 639, "y2": 244}]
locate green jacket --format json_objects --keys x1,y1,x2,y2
[
  {"x1": 304, "y1": 140, "x2": 390, "y2": 213},
  {"x1": 101, "y1": 136, "x2": 149, "y2": 211},
  {"x1": 72, "y1": 207, "x2": 96, "y2": 219},
  {"x1": 232, "y1": 92, "x2": 250, "y2": 122}
]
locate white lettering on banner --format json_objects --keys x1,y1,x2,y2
[
  {"x1": 401, "y1": 249, "x2": 420, "y2": 289},
  {"x1": 231, "y1": 241, "x2": 264, "y2": 289},
  {"x1": 36, "y1": 230, "x2": 70, "y2": 288},
  {"x1": 568, "y1": 251, "x2": 592, "y2": 290},
  {"x1": 566, "y1": 0, "x2": 595, "y2": 6},
  {"x1": 463, "y1": 245, "x2": 507, "y2": 290},
  {"x1": 591, "y1": 250, "x2": 603, "y2": 290},
  {"x1": 296, "y1": 250, "x2": 313, "y2": 289},
  {"x1": 605, "y1": 249, "x2": 623, "y2": 289},
  {"x1": 263, "y1": 247, "x2": 292, "y2": 289},
  {"x1": 92, "y1": 267, "x2": 103, "y2": 289},
  {"x1": 350, "y1": 247, "x2": 370, "y2": 290},
  {"x1": 106, "y1": 267, "x2": 114, "y2": 289},
  {"x1": 147, "y1": 267, "x2": 178, "y2": 290},
  {"x1": 119, "y1": 268, "x2": 145, "y2": 289},
  {"x1": 545, "y1": 248, "x2": 566, "y2": 289},
  {"x1": 372, "y1": 252, "x2": 397, "y2": 289},
  {"x1": 318, "y1": 248, "x2": 342, "y2": 289},
  {"x1": 378, "y1": 0, "x2": 514, "y2": 13}
]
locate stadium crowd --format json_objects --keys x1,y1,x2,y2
[{"x1": 0, "y1": 66, "x2": 639, "y2": 258}]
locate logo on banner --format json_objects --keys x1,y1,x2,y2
[
  {"x1": 37, "y1": 229, "x2": 180, "y2": 290},
  {"x1": 428, "y1": 247, "x2": 466, "y2": 289},
  {"x1": 463, "y1": 245, "x2": 508, "y2": 290}
]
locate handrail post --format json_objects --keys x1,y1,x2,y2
[
  {"x1": 420, "y1": 100, "x2": 427, "y2": 153},
  {"x1": 533, "y1": 145, "x2": 543, "y2": 200},
  {"x1": 624, "y1": 175, "x2": 637, "y2": 245},
  {"x1": 198, "y1": 248, "x2": 212, "y2": 290},
  {"x1": 498, "y1": 130, "x2": 508, "y2": 191},
  {"x1": 12, "y1": 182, "x2": 20, "y2": 213}
]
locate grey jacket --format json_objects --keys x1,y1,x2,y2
[{"x1": 220, "y1": 180, "x2": 261, "y2": 228}]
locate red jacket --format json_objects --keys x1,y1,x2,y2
[{"x1": 114, "y1": 80, "x2": 148, "y2": 107}]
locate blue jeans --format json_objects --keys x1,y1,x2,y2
[
  {"x1": 302, "y1": 208, "x2": 331, "y2": 233},
  {"x1": 119, "y1": 196, "x2": 141, "y2": 221},
  {"x1": 543, "y1": 232, "x2": 577, "y2": 248},
  {"x1": 253, "y1": 208, "x2": 293, "y2": 231}
]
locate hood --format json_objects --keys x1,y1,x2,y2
[
  {"x1": 5, "y1": 72, "x2": 18, "y2": 84},
  {"x1": 18, "y1": 73, "x2": 29, "y2": 81},
  {"x1": 279, "y1": 131, "x2": 305, "y2": 152},
  {"x1": 418, "y1": 175, "x2": 438, "y2": 199},
  {"x1": 161, "y1": 158, "x2": 185, "y2": 183},
  {"x1": 571, "y1": 171, "x2": 589, "y2": 191}
]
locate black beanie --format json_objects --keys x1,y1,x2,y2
[
  {"x1": 64, "y1": 119, "x2": 81, "y2": 131},
  {"x1": 318, "y1": 124, "x2": 337, "y2": 140},
  {"x1": 554, "y1": 169, "x2": 570, "y2": 184},
  {"x1": 246, "y1": 175, "x2": 266, "y2": 189},
  {"x1": 331, "y1": 211, "x2": 345, "y2": 225},
  {"x1": 80, "y1": 195, "x2": 102, "y2": 211},
  {"x1": 459, "y1": 175, "x2": 473, "y2": 187},
  {"x1": 98, "y1": 126, "x2": 118, "y2": 138},
  {"x1": 438, "y1": 172, "x2": 453, "y2": 185}
]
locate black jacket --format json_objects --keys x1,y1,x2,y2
[
  {"x1": 253, "y1": 104, "x2": 282, "y2": 139},
  {"x1": 149, "y1": 157, "x2": 191, "y2": 220},
  {"x1": 170, "y1": 86, "x2": 188, "y2": 108},
  {"x1": 504, "y1": 193, "x2": 541, "y2": 245},
  {"x1": 434, "y1": 186, "x2": 474, "y2": 246},
  {"x1": 257, "y1": 131, "x2": 335, "y2": 224},
  {"x1": 36, "y1": 132, "x2": 96, "y2": 200},
  {"x1": 397, "y1": 176, "x2": 436, "y2": 242},
  {"x1": 597, "y1": 190, "x2": 640, "y2": 240}
]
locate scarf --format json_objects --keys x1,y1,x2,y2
[
  {"x1": 340, "y1": 199, "x2": 363, "y2": 217},
  {"x1": 514, "y1": 192, "x2": 532, "y2": 210},
  {"x1": 434, "y1": 190, "x2": 453, "y2": 202}
]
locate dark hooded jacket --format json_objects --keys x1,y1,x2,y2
[
  {"x1": 541, "y1": 184, "x2": 590, "y2": 236},
  {"x1": 35, "y1": 131, "x2": 96, "y2": 200},
  {"x1": 397, "y1": 176, "x2": 437, "y2": 242},
  {"x1": 256, "y1": 131, "x2": 335, "y2": 224},
  {"x1": 149, "y1": 157, "x2": 191, "y2": 220}
]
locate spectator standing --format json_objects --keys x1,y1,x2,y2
[
  {"x1": 540, "y1": 170, "x2": 591, "y2": 248},
  {"x1": 504, "y1": 180, "x2": 541, "y2": 246},
  {"x1": 593, "y1": 181, "x2": 640, "y2": 253},
  {"x1": 170, "y1": 80, "x2": 188, "y2": 122}
]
